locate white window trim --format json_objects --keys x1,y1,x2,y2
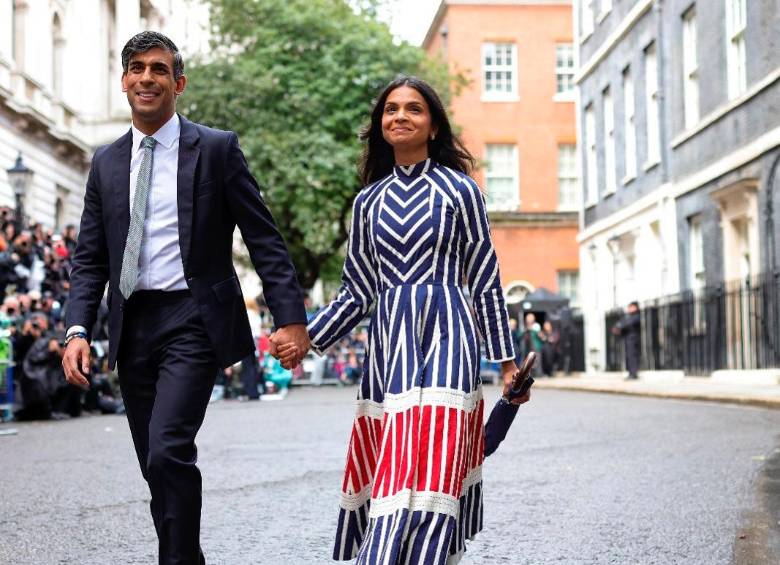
[
  {"x1": 585, "y1": 104, "x2": 599, "y2": 207},
  {"x1": 557, "y1": 144, "x2": 579, "y2": 211},
  {"x1": 597, "y1": 0, "x2": 612, "y2": 23},
  {"x1": 481, "y1": 42, "x2": 518, "y2": 102},
  {"x1": 682, "y1": 8, "x2": 700, "y2": 131},
  {"x1": 581, "y1": 0, "x2": 595, "y2": 41},
  {"x1": 643, "y1": 42, "x2": 661, "y2": 169},
  {"x1": 622, "y1": 68, "x2": 637, "y2": 184},
  {"x1": 485, "y1": 144, "x2": 520, "y2": 211},
  {"x1": 555, "y1": 43, "x2": 575, "y2": 98},
  {"x1": 603, "y1": 87, "x2": 616, "y2": 196},
  {"x1": 725, "y1": 0, "x2": 747, "y2": 100}
]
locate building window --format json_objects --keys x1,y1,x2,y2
[
  {"x1": 555, "y1": 43, "x2": 575, "y2": 96},
  {"x1": 485, "y1": 144, "x2": 519, "y2": 211},
  {"x1": 688, "y1": 214, "x2": 705, "y2": 290},
  {"x1": 725, "y1": 0, "x2": 747, "y2": 99},
  {"x1": 557, "y1": 144, "x2": 578, "y2": 210},
  {"x1": 644, "y1": 42, "x2": 661, "y2": 167},
  {"x1": 603, "y1": 87, "x2": 616, "y2": 195},
  {"x1": 52, "y1": 13, "x2": 64, "y2": 97},
  {"x1": 582, "y1": 0, "x2": 595, "y2": 37},
  {"x1": 482, "y1": 43, "x2": 517, "y2": 100},
  {"x1": 557, "y1": 270, "x2": 580, "y2": 307},
  {"x1": 585, "y1": 104, "x2": 598, "y2": 206},
  {"x1": 599, "y1": 0, "x2": 612, "y2": 19},
  {"x1": 682, "y1": 8, "x2": 699, "y2": 130},
  {"x1": 622, "y1": 67, "x2": 637, "y2": 181}
]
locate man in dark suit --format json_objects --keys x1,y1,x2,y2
[{"x1": 62, "y1": 32, "x2": 309, "y2": 564}]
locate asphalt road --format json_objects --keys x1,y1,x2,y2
[{"x1": 1, "y1": 386, "x2": 778, "y2": 565}]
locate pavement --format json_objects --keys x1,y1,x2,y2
[
  {"x1": 532, "y1": 371, "x2": 780, "y2": 409},
  {"x1": 2, "y1": 386, "x2": 779, "y2": 564}
]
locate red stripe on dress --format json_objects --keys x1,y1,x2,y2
[
  {"x1": 406, "y1": 406, "x2": 420, "y2": 490},
  {"x1": 443, "y1": 406, "x2": 458, "y2": 496},
  {"x1": 429, "y1": 405, "x2": 446, "y2": 492},
  {"x1": 416, "y1": 405, "x2": 433, "y2": 491}
]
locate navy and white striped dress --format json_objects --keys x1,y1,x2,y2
[{"x1": 308, "y1": 158, "x2": 515, "y2": 564}]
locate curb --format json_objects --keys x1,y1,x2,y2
[{"x1": 532, "y1": 379, "x2": 780, "y2": 410}]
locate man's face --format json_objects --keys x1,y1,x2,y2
[{"x1": 121, "y1": 48, "x2": 186, "y2": 127}]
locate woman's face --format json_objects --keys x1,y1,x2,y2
[{"x1": 381, "y1": 86, "x2": 436, "y2": 151}]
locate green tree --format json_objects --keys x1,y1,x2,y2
[{"x1": 182, "y1": 0, "x2": 461, "y2": 288}]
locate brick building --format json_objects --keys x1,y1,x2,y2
[{"x1": 423, "y1": 0, "x2": 580, "y2": 313}]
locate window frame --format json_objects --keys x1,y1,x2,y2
[
  {"x1": 622, "y1": 67, "x2": 637, "y2": 183},
  {"x1": 484, "y1": 143, "x2": 520, "y2": 211},
  {"x1": 557, "y1": 144, "x2": 579, "y2": 211},
  {"x1": 482, "y1": 42, "x2": 518, "y2": 102},
  {"x1": 682, "y1": 8, "x2": 700, "y2": 130}
]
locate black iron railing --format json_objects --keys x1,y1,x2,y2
[{"x1": 605, "y1": 272, "x2": 780, "y2": 375}]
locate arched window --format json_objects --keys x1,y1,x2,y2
[
  {"x1": 52, "y1": 13, "x2": 64, "y2": 97},
  {"x1": 504, "y1": 280, "x2": 534, "y2": 305}
]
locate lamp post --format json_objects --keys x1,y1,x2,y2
[{"x1": 6, "y1": 152, "x2": 33, "y2": 230}]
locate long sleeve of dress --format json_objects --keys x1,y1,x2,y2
[
  {"x1": 458, "y1": 177, "x2": 515, "y2": 362},
  {"x1": 308, "y1": 190, "x2": 377, "y2": 354}
]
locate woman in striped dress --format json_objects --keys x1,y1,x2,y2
[{"x1": 280, "y1": 76, "x2": 530, "y2": 564}]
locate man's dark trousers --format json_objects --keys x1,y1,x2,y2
[{"x1": 117, "y1": 289, "x2": 216, "y2": 565}]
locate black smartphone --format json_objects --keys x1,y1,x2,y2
[{"x1": 505, "y1": 352, "x2": 536, "y2": 401}]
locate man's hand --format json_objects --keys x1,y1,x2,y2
[
  {"x1": 62, "y1": 338, "x2": 91, "y2": 387},
  {"x1": 269, "y1": 324, "x2": 310, "y2": 369}
]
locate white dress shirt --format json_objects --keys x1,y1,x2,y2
[
  {"x1": 67, "y1": 114, "x2": 186, "y2": 339},
  {"x1": 130, "y1": 113, "x2": 188, "y2": 292}
]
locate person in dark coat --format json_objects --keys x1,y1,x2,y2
[{"x1": 612, "y1": 301, "x2": 641, "y2": 379}]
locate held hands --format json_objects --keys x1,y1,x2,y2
[
  {"x1": 62, "y1": 338, "x2": 91, "y2": 388},
  {"x1": 501, "y1": 360, "x2": 531, "y2": 406},
  {"x1": 269, "y1": 323, "x2": 310, "y2": 370}
]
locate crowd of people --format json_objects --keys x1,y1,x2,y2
[{"x1": 0, "y1": 209, "x2": 121, "y2": 421}]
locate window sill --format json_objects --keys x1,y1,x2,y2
[
  {"x1": 557, "y1": 205, "x2": 579, "y2": 212},
  {"x1": 596, "y1": 9, "x2": 611, "y2": 24},
  {"x1": 481, "y1": 94, "x2": 519, "y2": 103},
  {"x1": 642, "y1": 159, "x2": 660, "y2": 173},
  {"x1": 603, "y1": 188, "x2": 616, "y2": 198},
  {"x1": 580, "y1": 30, "x2": 593, "y2": 45},
  {"x1": 553, "y1": 92, "x2": 576, "y2": 103},
  {"x1": 585, "y1": 199, "x2": 598, "y2": 209},
  {"x1": 621, "y1": 173, "x2": 636, "y2": 186}
]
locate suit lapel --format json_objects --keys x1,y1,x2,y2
[
  {"x1": 112, "y1": 130, "x2": 132, "y2": 249},
  {"x1": 177, "y1": 114, "x2": 200, "y2": 274}
]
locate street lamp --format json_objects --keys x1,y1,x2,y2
[{"x1": 6, "y1": 152, "x2": 33, "y2": 230}]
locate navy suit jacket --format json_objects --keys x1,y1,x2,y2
[{"x1": 66, "y1": 114, "x2": 307, "y2": 369}]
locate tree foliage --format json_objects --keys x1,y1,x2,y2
[{"x1": 182, "y1": 0, "x2": 461, "y2": 288}]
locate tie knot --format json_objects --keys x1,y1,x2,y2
[{"x1": 141, "y1": 136, "x2": 157, "y2": 149}]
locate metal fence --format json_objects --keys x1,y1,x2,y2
[{"x1": 605, "y1": 272, "x2": 780, "y2": 375}]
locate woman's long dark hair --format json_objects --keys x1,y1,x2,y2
[{"x1": 358, "y1": 75, "x2": 476, "y2": 185}]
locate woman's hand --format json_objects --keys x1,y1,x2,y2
[{"x1": 500, "y1": 360, "x2": 531, "y2": 406}]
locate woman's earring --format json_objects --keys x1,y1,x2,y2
[{"x1": 430, "y1": 133, "x2": 436, "y2": 141}]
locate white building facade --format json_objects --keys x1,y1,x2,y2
[
  {"x1": 0, "y1": 0, "x2": 208, "y2": 230},
  {"x1": 575, "y1": 0, "x2": 780, "y2": 376}
]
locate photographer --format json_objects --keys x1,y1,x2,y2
[
  {"x1": 23, "y1": 328, "x2": 79, "y2": 419},
  {"x1": 13, "y1": 314, "x2": 52, "y2": 420}
]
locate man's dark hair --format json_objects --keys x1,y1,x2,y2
[
  {"x1": 629, "y1": 301, "x2": 640, "y2": 309},
  {"x1": 121, "y1": 31, "x2": 184, "y2": 79}
]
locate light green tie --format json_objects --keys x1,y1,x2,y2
[{"x1": 119, "y1": 135, "x2": 157, "y2": 299}]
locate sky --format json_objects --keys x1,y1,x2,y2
[{"x1": 389, "y1": 0, "x2": 441, "y2": 45}]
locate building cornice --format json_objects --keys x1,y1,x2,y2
[
  {"x1": 489, "y1": 210, "x2": 579, "y2": 227},
  {"x1": 423, "y1": 0, "x2": 572, "y2": 48}
]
